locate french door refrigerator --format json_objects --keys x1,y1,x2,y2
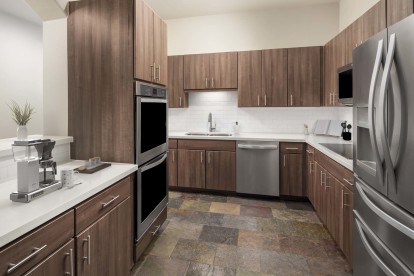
[{"x1": 353, "y1": 14, "x2": 414, "y2": 276}]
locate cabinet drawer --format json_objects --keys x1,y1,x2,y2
[
  {"x1": 178, "y1": 139, "x2": 236, "y2": 152},
  {"x1": 315, "y1": 150, "x2": 353, "y2": 190},
  {"x1": 0, "y1": 211, "x2": 74, "y2": 276},
  {"x1": 280, "y1": 142, "x2": 305, "y2": 153},
  {"x1": 135, "y1": 207, "x2": 167, "y2": 261},
  {"x1": 168, "y1": 139, "x2": 178, "y2": 149},
  {"x1": 75, "y1": 177, "x2": 131, "y2": 234}
]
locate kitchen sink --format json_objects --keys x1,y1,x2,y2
[
  {"x1": 320, "y1": 143, "x2": 353, "y2": 160},
  {"x1": 185, "y1": 132, "x2": 233, "y2": 137}
]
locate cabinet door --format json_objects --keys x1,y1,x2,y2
[
  {"x1": 24, "y1": 240, "x2": 75, "y2": 276},
  {"x1": 262, "y1": 49, "x2": 288, "y2": 106},
  {"x1": 154, "y1": 13, "x2": 167, "y2": 86},
  {"x1": 342, "y1": 185, "x2": 353, "y2": 266},
  {"x1": 135, "y1": 0, "x2": 154, "y2": 82},
  {"x1": 345, "y1": 17, "x2": 363, "y2": 64},
  {"x1": 168, "y1": 56, "x2": 187, "y2": 108},
  {"x1": 306, "y1": 147, "x2": 315, "y2": 205},
  {"x1": 387, "y1": 0, "x2": 413, "y2": 26},
  {"x1": 209, "y1": 52, "x2": 237, "y2": 89},
  {"x1": 362, "y1": 0, "x2": 386, "y2": 42},
  {"x1": 238, "y1": 51, "x2": 262, "y2": 107},
  {"x1": 314, "y1": 163, "x2": 323, "y2": 216},
  {"x1": 77, "y1": 198, "x2": 132, "y2": 276},
  {"x1": 280, "y1": 153, "x2": 304, "y2": 197},
  {"x1": 325, "y1": 173, "x2": 337, "y2": 242},
  {"x1": 323, "y1": 39, "x2": 334, "y2": 106},
  {"x1": 184, "y1": 54, "x2": 210, "y2": 90},
  {"x1": 177, "y1": 150, "x2": 205, "y2": 188},
  {"x1": 332, "y1": 31, "x2": 347, "y2": 106},
  {"x1": 206, "y1": 151, "x2": 236, "y2": 191},
  {"x1": 288, "y1": 47, "x2": 321, "y2": 107},
  {"x1": 168, "y1": 149, "x2": 178, "y2": 187}
]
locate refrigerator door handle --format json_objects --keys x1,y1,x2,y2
[
  {"x1": 354, "y1": 211, "x2": 413, "y2": 276},
  {"x1": 356, "y1": 181, "x2": 414, "y2": 240},
  {"x1": 379, "y1": 33, "x2": 397, "y2": 189},
  {"x1": 368, "y1": 39, "x2": 385, "y2": 184}
]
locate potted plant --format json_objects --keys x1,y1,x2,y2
[{"x1": 8, "y1": 100, "x2": 35, "y2": 141}]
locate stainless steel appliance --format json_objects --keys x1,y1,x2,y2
[
  {"x1": 39, "y1": 140, "x2": 58, "y2": 185},
  {"x1": 236, "y1": 141, "x2": 279, "y2": 196},
  {"x1": 135, "y1": 81, "x2": 168, "y2": 240},
  {"x1": 353, "y1": 15, "x2": 414, "y2": 275},
  {"x1": 338, "y1": 64, "x2": 353, "y2": 106},
  {"x1": 135, "y1": 81, "x2": 168, "y2": 166}
]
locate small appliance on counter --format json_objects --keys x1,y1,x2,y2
[{"x1": 10, "y1": 139, "x2": 63, "y2": 203}]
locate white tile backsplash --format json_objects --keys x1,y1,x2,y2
[{"x1": 169, "y1": 91, "x2": 353, "y2": 133}]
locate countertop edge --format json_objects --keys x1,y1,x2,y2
[{"x1": 0, "y1": 163, "x2": 137, "y2": 248}]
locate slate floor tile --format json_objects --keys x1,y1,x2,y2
[
  {"x1": 188, "y1": 211, "x2": 224, "y2": 227},
  {"x1": 134, "y1": 255, "x2": 190, "y2": 276},
  {"x1": 240, "y1": 205, "x2": 273, "y2": 218},
  {"x1": 260, "y1": 250, "x2": 311, "y2": 275},
  {"x1": 143, "y1": 234, "x2": 178, "y2": 258},
  {"x1": 199, "y1": 225, "x2": 239, "y2": 245},
  {"x1": 169, "y1": 198, "x2": 184, "y2": 208},
  {"x1": 171, "y1": 239, "x2": 217, "y2": 265},
  {"x1": 237, "y1": 230, "x2": 280, "y2": 251},
  {"x1": 210, "y1": 202, "x2": 241, "y2": 215},
  {"x1": 163, "y1": 220, "x2": 203, "y2": 240},
  {"x1": 285, "y1": 201, "x2": 314, "y2": 211},
  {"x1": 222, "y1": 215, "x2": 258, "y2": 231},
  {"x1": 278, "y1": 235, "x2": 328, "y2": 258},
  {"x1": 181, "y1": 200, "x2": 212, "y2": 212},
  {"x1": 227, "y1": 197, "x2": 287, "y2": 209},
  {"x1": 272, "y1": 208, "x2": 321, "y2": 224}
]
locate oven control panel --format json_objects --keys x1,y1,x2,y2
[{"x1": 135, "y1": 81, "x2": 167, "y2": 98}]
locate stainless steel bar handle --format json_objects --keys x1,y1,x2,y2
[
  {"x1": 7, "y1": 245, "x2": 47, "y2": 274},
  {"x1": 102, "y1": 195, "x2": 120, "y2": 208},
  {"x1": 153, "y1": 63, "x2": 156, "y2": 81},
  {"x1": 379, "y1": 33, "x2": 397, "y2": 189},
  {"x1": 238, "y1": 144, "x2": 278, "y2": 150},
  {"x1": 157, "y1": 64, "x2": 161, "y2": 81},
  {"x1": 65, "y1": 248, "x2": 75, "y2": 275},
  {"x1": 150, "y1": 64, "x2": 154, "y2": 81},
  {"x1": 290, "y1": 94, "x2": 293, "y2": 106},
  {"x1": 343, "y1": 178, "x2": 354, "y2": 186},
  {"x1": 211, "y1": 78, "x2": 214, "y2": 88},
  {"x1": 83, "y1": 235, "x2": 91, "y2": 265},
  {"x1": 179, "y1": 97, "x2": 182, "y2": 107},
  {"x1": 205, "y1": 78, "x2": 208, "y2": 88},
  {"x1": 354, "y1": 212, "x2": 411, "y2": 276},
  {"x1": 309, "y1": 161, "x2": 313, "y2": 174},
  {"x1": 324, "y1": 174, "x2": 330, "y2": 189},
  {"x1": 329, "y1": 93, "x2": 332, "y2": 105},
  {"x1": 208, "y1": 152, "x2": 211, "y2": 164},
  {"x1": 320, "y1": 171, "x2": 323, "y2": 186},
  {"x1": 150, "y1": 225, "x2": 161, "y2": 236},
  {"x1": 201, "y1": 152, "x2": 203, "y2": 163},
  {"x1": 264, "y1": 94, "x2": 267, "y2": 106},
  {"x1": 343, "y1": 192, "x2": 350, "y2": 207},
  {"x1": 341, "y1": 188, "x2": 344, "y2": 209},
  {"x1": 356, "y1": 182, "x2": 414, "y2": 240},
  {"x1": 257, "y1": 95, "x2": 260, "y2": 106},
  {"x1": 172, "y1": 151, "x2": 175, "y2": 162},
  {"x1": 368, "y1": 39, "x2": 385, "y2": 185},
  {"x1": 283, "y1": 155, "x2": 286, "y2": 167},
  {"x1": 306, "y1": 150, "x2": 313, "y2": 154},
  {"x1": 286, "y1": 147, "x2": 298, "y2": 150}
]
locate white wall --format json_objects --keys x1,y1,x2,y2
[
  {"x1": 43, "y1": 18, "x2": 68, "y2": 136},
  {"x1": 167, "y1": 3, "x2": 340, "y2": 55},
  {"x1": 169, "y1": 92, "x2": 352, "y2": 134},
  {"x1": 339, "y1": 0, "x2": 380, "y2": 31},
  {"x1": 0, "y1": 12, "x2": 43, "y2": 139}
]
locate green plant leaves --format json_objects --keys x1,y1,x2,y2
[{"x1": 7, "y1": 100, "x2": 35, "y2": 126}]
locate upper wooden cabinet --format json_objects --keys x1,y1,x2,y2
[
  {"x1": 345, "y1": 17, "x2": 363, "y2": 64},
  {"x1": 363, "y1": 0, "x2": 386, "y2": 41},
  {"x1": 262, "y1": 49, "x2": 288, "y2": 106},
  {"x1": 184, "y1": 52, "x2": 237, "y2": 90},
  {"x1": 135, "y1": 0, "x2": 167, "y2": 85},
  {"x1": 168, "y1": 56, "x2": 188, "y2": 108},
  {"x1": 387, "y1": 0, "x2": 413, "y2": 26},
  {"x1": 238, "y1": 51, "x2": 262, "y2": 107},
  {"x1": 288, "y1": 47, "x2": 322, "y2": 107},
  {"x1": 323, "y1": 38, "x2": 334, "y2": 107}
]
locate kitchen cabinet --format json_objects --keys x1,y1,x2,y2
[
  {"x1": 135, "y1": 0, "x2": 167, "y2": 85},
  {"x1": 287, "y1": 47, "x2": 322, "y2": 107},
  {"x1": 345, "y1": 17, "x2": 363, "y2": 64},
  {"x1": 262, "y1": 49, "x2": 288, "y2": 106},
  {"x1": 280, "y1": 143, "x2": 305, "y2": 197},
  {"x1": 24, "y1": 240, "x2": 75, "y2": 276},
  {"x1": 184, "y1": 52, "x2": 237, "y2": 90},
  {"x1": 325, "y1": 172, "x2": 338, "y2": 241},
  {"x1": 323, "y1": 38, "x2": 334, "y2": 107},
  {"x1": 206, "y1": 151, "x2": 236, "y2": 192},
  {"x1": 340, "y1": 183, "x2": 354, "y2": 266},
  {"x1": 77, "y1": 198, "x2": 132, "y2": 276},
  {"x1": 306, "y1": 145, "x2": 315, "y2": 205},
  {"x1": 362, "y1": 0, "x2": 386, "y2": 41},
  {"x1": 387, "y1": 0, "x2": 413, "y2": 27},
  {"x1": 177, "y1": 149, "x2": 206, "y2": 189},
  {"x1": 168, "y1": 56, "x2": 188, "y2": 108},
  {"x1": 168, "y1": 149, "x2": 178, "y2": 187},
  {"x1": 238, "y1": 51, "x2": 262, "y2": 107},
  {"x1": 176, "y1": 140, "x2": 236, "y2": 191}
]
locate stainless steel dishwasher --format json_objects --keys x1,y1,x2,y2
[{"x1": 236, "y1": 140, "x2": 279, "y2": 196}]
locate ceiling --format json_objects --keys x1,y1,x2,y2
[
  {"x1": 0, "y1": 0, "x2": 42, "y2": 25},
  {"x1": 146, "y1": 0, "x2": 340, "y2": 20}
]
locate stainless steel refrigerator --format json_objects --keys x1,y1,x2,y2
[{"x1": 353, "y1": 14, "x2": 414, "y2": 275}]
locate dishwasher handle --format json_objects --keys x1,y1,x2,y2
[{"x1": 238, "y1": 144, "x2": 278, "y2": 150}]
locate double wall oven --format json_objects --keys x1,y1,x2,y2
[{"x1": 135, "y1": 81, "x2": 168, "y2": 240}]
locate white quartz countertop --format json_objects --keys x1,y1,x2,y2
[
  {"x1": 0, "y1": 160, "x2": 137, "y2": 248},
  {"x1": 0, "y1": 135, "x2": 74, "y2": 158},
  {"x1": 169, "y1": 132, "x2": 353, "y2": 171}
]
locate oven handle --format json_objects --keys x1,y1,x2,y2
[
  {"x1": 140, "y1": 98, "x2": 167, "y2": 104},
  {"x1": 141, "y1": 153, "x2": 168, "y2": 173}
]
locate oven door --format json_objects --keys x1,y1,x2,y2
[
  {"x1": 136, "y1": 152, "x2": 168, "y2": 240},
  {"x1": 136, "y1": 97, "x2": 168, "y2": 166}
]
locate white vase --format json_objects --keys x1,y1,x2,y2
[{"x1": 17, "y1": 125, "x2": 28, "y2": 141}]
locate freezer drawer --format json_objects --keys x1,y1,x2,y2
[{"x1": 236, "y1": 141, "x2": 279, "y2": 196}]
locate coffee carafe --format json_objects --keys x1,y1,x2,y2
[{"x1": 39, "y1": 139, "x2": 58, "y2": 186}]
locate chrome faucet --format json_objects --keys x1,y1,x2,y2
[{"x1": 208, "y1": 112, "x2": 216, "y2": 132}]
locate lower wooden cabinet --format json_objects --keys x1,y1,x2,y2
[
  {"x1": 340, "y1": 183, "x2": 354, "y2": 266},
  {"x1": 24, "y1": 240, "x2": 75, "y2": 276},
  {"x1": 76, "y1": 197, "x2": 132, "y2": 276},
  {"x1": 177, "y1": 149, "x2": 206, "y2": 189},
  {"x1": 206, "y1": 151, "x2": 236, "y2": 192},
  {"x1": 280, "y1": 143, "x2": 305, "y2": 197},
  {"x1": 306, "y1": 146, "x2": 315, "y2": 204},
  {"x1": 168, "y1": 149, "x2": 178, "y2": 187}
]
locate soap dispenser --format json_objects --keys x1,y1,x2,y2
[{"x1": 233, "y1": 122, "x2": 240, "y2": 135}]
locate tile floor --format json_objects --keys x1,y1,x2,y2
[{"x1": 131, "y1": 191, "x2": 352, "y2": 276}]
